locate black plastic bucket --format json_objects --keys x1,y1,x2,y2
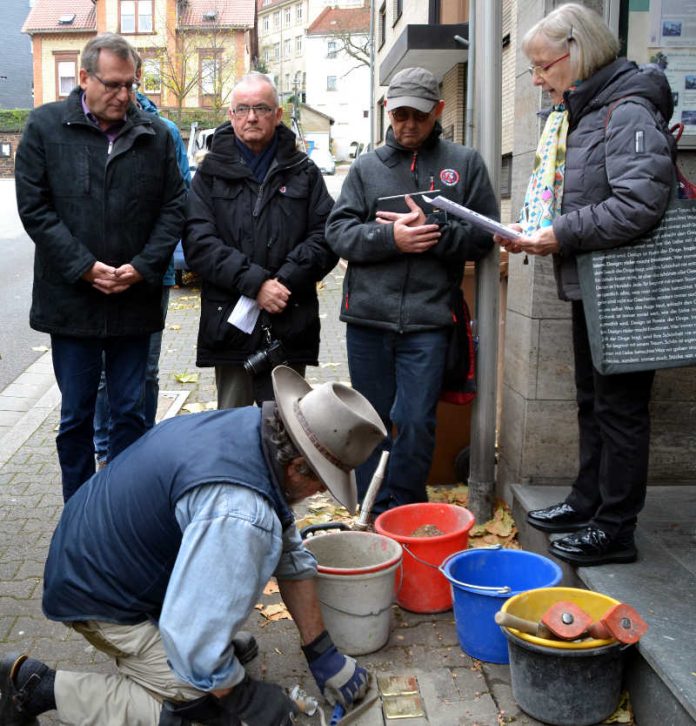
[{"x1": 504, "y1": 629, "x2": 625, "y2": 726}]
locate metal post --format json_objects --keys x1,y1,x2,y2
[
  {"x1": 465, "y1": 1, "x2": 476, "y2": 148},
  {"x1": 369, "y1": 0, "x2": 376, "y2": 149},
  {"x1": 468, "y1": 0, "x2": 502, "y2": 525}
]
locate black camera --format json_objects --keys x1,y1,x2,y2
[{"x1": 243, "y1": 334, "x2": 287, "y2": 377}]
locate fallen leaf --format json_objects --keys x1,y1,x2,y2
[
  {"x1": 264, "y1": 581, "x2": 279, "y2": 595},
  {"x1": 31, "y1": 345, "x2": 50, "y2": 352},
  {"x1": 258, "y1": 603, "x2": 292, "y2": 621},
  {"x1": 168, "y1": 324, "x2": 181, "y2": 331},
  {"x1": 173, "y1": 372, "x2": 199, "y2": 384},
  {"x1": 182, "y1": 402, "x2": 206, "y2": 413}
]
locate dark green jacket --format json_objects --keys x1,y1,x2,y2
[{"x1": 15, "y1": 87, "x2": 186, "y2": 337}]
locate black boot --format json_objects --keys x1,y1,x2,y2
[
  {"x1": 527, "y1": 502, "x2": 592, "y2": 533},
  {"x1": 549, "y1": 526, "x2": 637, "y2": 566},
  {"x1": 0, "y1": 654, "x2": 56, "y2": 725}
]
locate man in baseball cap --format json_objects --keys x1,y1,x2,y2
[
  {"x1": 1, "y1": 367, "x2": 386, "y2": 726},
  {"x1": 326, "y1": 66, "x2": 498, "y2": 516}
]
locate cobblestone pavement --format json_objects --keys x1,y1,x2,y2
[{"x1": 0, "y1": 266, "x2": 543, "y2": 725}]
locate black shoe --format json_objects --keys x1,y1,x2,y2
[
  {"x1": 527, "y1": 502, "x2": 592, "y2": 533},
  {"x1": 232, "y1": 631, "x2": 258, "y2": 665},
  {"x1": 549, "y1": 527, "x2": 637, "y2": 566},
  {"x1": 0, "y1": 654, "x2": 40, "y2": 725}
]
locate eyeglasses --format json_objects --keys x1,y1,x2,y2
[
  {"x1": 527, "y1": 52, "x2": 570, "y2": 77},
  {"x1": 232, "y1": 104, "x2": 275, "y2": 117},
  {"x1": 91, "y1": 73, "x2": 140, "y2": 94},
  {"x1": 390, "y1": 107, "x2": 432, "y2": 123}
]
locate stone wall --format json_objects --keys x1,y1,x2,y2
[{"x1": 0, "y1": 134, "x2": 21, "y2": 178}]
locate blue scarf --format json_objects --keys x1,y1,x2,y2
[{"x1": 235, "y1": 130, "x2": 279, "y2": 183}]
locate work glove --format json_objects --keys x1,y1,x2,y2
[
  {"x1": 302, "y1": 630, "x2": 370, "y2": 707},
  {"x1": 220, "y1": 674, "x2": 298, "y2": 726}
]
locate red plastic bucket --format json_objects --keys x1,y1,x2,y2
[{"x1": 375, "y1": 503, "x2": 475, "y2": 613}]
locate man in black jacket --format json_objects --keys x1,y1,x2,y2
[
  {"x1": 184, "y1": 72, "x2": 337, "y2": 408},
  {"x1": 325, "y1": 67, "x2": 498, "y2": 513},
  {"x1": 15, "y1": 33, "x2": 185, "y2": 501}
]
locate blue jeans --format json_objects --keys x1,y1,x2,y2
[
  {"x1": 94, "y1": 289, "x2": 169, "y2": 461},
  {"x1": 346, "y1": 324, "x2": 449, "y2": 514},
  {"x1": 51, "y1": 334, "x2": 149, "y2": 501}
]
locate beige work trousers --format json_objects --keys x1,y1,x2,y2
[{"x1": 54, "y1": 620, "x2": 205, "y2": 725}]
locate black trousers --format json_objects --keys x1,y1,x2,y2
[{"x1": 565, "y1": 301, "x2": 655, "y2": 537}]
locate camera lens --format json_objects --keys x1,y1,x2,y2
[{"x1": 243, "y1": 349, "x2": 269, "y2": 377}]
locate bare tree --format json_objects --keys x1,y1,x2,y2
[{"x1": 332, "y1": 31, "x2": 370, "y2": 77}]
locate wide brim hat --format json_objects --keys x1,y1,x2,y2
[{"x1": 272, "y1": 366, "x2": 387, "y2": 514}]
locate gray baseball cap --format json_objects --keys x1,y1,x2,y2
[{"x1": 386, "y1": 67, "x2": 440, "y2": 113}]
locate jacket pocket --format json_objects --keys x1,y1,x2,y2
[{"x1": 199, "y1": 293, "x2": 253, "y2": 351}]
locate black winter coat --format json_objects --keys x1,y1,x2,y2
[
  {"x1": 552, "y1": 58, "x2": 676, "y2": 300},
  {"x1": 183, "y1": 123, "x2": 337, "y2": 367},
  {"x1": 15, "y1": 88, "x2": 186, "y2": 337}
]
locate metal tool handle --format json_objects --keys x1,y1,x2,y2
[
  {"x1": 438, "y1": 546, "x2": 511, "y2": 594},
  {"x1": 354, "y1": 451, "x2": 389, "y2": 531},
  {"x1": 299, "y1": 522, "x2": 351, "y2": 539}
]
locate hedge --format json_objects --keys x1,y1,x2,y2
[{"x1": 0, "y1": 109, "x2": 31, "y2": 132}]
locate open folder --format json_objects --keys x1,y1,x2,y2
[{"x1": 422, "y1": 195, "x2": 522, "y2": 241}]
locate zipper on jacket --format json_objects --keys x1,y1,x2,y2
[
  {"x1": 253, "y1": 183, "x2": 265, "y2": 217},
  {"x1": 410, "y1": 151, "x2": 419, "y2": 187},
  {"x1": 107, "y1": 141, "x2": 113, "y2": 156}
]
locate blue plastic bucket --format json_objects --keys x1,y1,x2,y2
[{"x1": 440, "y1": 548, "x2": 562, "y2": 664}]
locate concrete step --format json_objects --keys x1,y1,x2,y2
[{"x1": 510, "y1": 484, "x2": 696, "y2": 726}]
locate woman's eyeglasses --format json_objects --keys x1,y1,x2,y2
[{"x1": 527, "y1": 52, "x2": 570, "y2": 77}]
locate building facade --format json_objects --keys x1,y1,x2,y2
[
  {"x1": 305, "y1": 5, "x2": 370, "y2": 160},
  {"x1": 1, "y1": 0, "x2": 34, "y2": 109},
  {"x1": 22, "y1": 0, "x2": 254, "y2": 112}
]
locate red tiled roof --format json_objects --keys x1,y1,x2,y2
[
  {"x1": 22, "y1": 0, "x2": 96, "y2": 34},
  {"x1": 306, "y1": 6, "x2": 369, "y2": 36},
  {"x1": 178, "y1": 0, "x2": 255, "y2": 28}
]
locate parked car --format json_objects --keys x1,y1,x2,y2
[{"x1": 309, "y1": 147, "x2": 336, "y2": 175}]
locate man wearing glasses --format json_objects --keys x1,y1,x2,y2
[
  {"x1": 325, "y1": 67, "x2": 498, "y2": 515},
  {"x1": 15, "y1": 33, "x2": 185, "y2": 501},
  {"x1": 184, "y1": 72, "x2": 336, "y2": 408}
]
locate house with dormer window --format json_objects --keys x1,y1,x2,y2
[{"x1": 22, "y1": 0, "x2": 255, "y2": 113}]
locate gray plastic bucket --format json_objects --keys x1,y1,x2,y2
[
  {"x1": 303, "y1": 531, "x2": 403, "y2": 655},
  {"x1": 503, "y1": 628, "x2": 626, "y2": 726}
]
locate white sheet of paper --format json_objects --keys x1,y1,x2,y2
[
  {"x1": 422, "y1": 195, "x2": 522, "y2": 241},
  {"x1": 227, "y1": 295, "x2": 260, "y2": 334}
]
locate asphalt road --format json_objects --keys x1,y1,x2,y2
[{"x1": 0, "y1": 179, "x2": 50, "y2": 391}]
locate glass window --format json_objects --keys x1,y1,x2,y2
[
  {"x1": 273, "y1": 11, "x2": 280, "y2": 28},
  {"x1": 327, "y1": 40, "x2": 337, "y2": 59},
  {"x1": 200, "y1": 56, "x2": 220, "y2": 95},
  {"x1": 326, "y1": 75, "x2": 337, "y2": 91},
  {"x1": 120, "y1": 0, "x2": 135, "y2": 33},
  {"x1": 263, "y1": 47, "x2": 271, "y2": 64},
  {"x1": 58, "y1": 60, "x2": 76, "y2": 96},
  {"x1": 139, "y1": 0, "x2": 152, "y2": 32},
  {"x1": 284, "y1": 39, "x2": 292, "y2": 58},
  {"x1": 120, "y1": 0, "x2": 152, "y2": 34},
  {"x1": 263, "y1": 15, "x2": 269, "y2": 31},
  {"x1": 295, "y1": 35, "x2": 302, "y2": 55},
  {"x1": 142, "y1": 57, "x2": 161, "y2": 93},
  {"x1": 296, "y1": 3, "x2": 303, "y2": 23},
  {"x1": 284, "y1": 7, "x2": 291, "y2": 26},
  {"x1": 274, "y1": 43, "x2": 280, "y2": 61}
]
